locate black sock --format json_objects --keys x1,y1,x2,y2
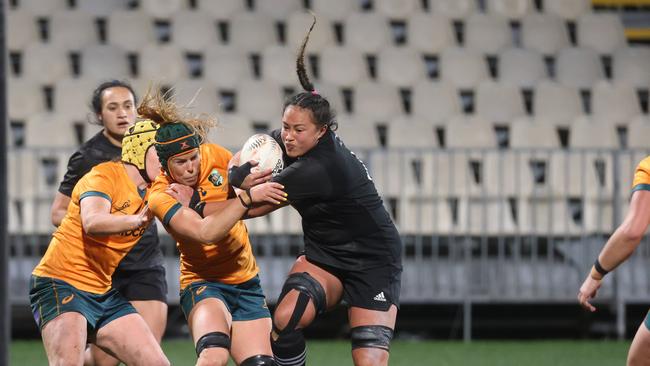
[{"x1": 271, "y1": 330, "x2": 307, "y2": 366}]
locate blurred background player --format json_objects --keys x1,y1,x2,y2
[
  {"x1": 229, "y1": 18, "x2": 402, "y2": 366},
  {"x1": 49, "y1": 80, "x2": 167, "y2": 366},
  {"x1": 30, "y1": 120, "x2": 169, "y2": 366},
  {"x1": 139, "y1": 87, "x2": 285, "y2": 366},
  {"x1": 578, "y1": 155, "x2": 650, "y2": 366}
]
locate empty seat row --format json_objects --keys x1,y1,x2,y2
[
  {"x1": 10, "y1": 74, "x2": 647, "y2": 132},
  {"x1": 8, "y1": 9, "x2": 625, "y2": 55},
  {"x1": 9, "y1": 0, "x2": 595, "y2": 21}
]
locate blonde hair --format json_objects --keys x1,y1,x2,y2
[{"x1": 136, "y1": 85, "x2": 217, "y2": 144}]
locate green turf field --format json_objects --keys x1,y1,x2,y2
[{"x1": 10, "y1": 339, "x2": 629, "y2": 365}]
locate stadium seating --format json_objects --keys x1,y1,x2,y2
[
  {"x1": 521, "y1": 13, "x2": 570, "y2": 55},
  {"x1": 407, "y1": 13, "x2": 456, "y2": 53},
  {"x1": 49, "y1": 10, "x2": 98, "y2": 51}
]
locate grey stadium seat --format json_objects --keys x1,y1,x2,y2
[
  {"x1": 407, "y1": 13, "x2": 456, "y2": 54},
  {"x1": 465, "y1": 14, "x2": 513, "y2": 55},
  {"x1": 577, "y1": 13, "x2": 627, "y2": 54}
]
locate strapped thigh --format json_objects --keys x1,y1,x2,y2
[
  {"x1": 195, "y1": 331, "x2": 231, "y2": 356},
  {"x1": 350, "y1": 325, "x2": 394, "y2": 351}
]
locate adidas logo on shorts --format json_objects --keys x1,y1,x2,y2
[{"x1": 373, "y1": 292, "x2": 387, "y2": 302}]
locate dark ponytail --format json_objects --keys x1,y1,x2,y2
[{"x1": 284, "y1": 13, "x2": 337, "y2": 131}]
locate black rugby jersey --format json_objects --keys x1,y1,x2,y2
[
  {"x1": 58, "y1": 130, "x2": 163, "y2": 270},
  {"x1": 270, "y1": 129, "x2": 402, "y2": 270}
]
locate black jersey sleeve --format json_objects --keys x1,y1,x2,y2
[{"x1": 58, "y1": 149, "x2": 95, "y2": 197}]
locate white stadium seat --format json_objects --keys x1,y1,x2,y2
[
  {"x1": 345, "y1": 13, "x2": 392, "y2": 53},
  {"x1": 172, "y1": 11, "x2": 220, "y2": 52},
  {"x1": 375, "y1": 0, "x2": 421, "y2": 18},
  {"x1": 311, "y1": 0, "x2": 358, "y2": 21},
  {"x1": 446, "y1": 115, "x2": 497, "y2": 148},
  {"x1": 7, "y1": 10, "x2": 38, "y2": 50},
  {"x1": 387, "y1": 116, "x2": 439, "y2": 148},
  {"x1": 440, "y1": 47, "x2": 489, "y2": 89},
  {"x1": 407, "y1": 13, "x2": 456, "y2": 54},
  {"x1": 237, "y1": 80, "x2": 284, "y2": 122},
  {"x1": 138, "y1": 45, "x2": 186, "y2": 85},
  {"x1": 139, "y1": 0, "x2": 185, "y2": 18},
  {"x1": 591, "y1": 81, "x2": 641, "y2": 126},
  {"x1": 262, "y1": 45, "x2": 301, "y2": 87},
  {"x1": 8, "y1": 79, "x2": 45, "y2": 121},
  {"x1": 499, "y1": 48, "x2": 547, "y2": 88},
  {"x1": 320, "y1": 46, "x2": 368, "y2": 87},
  {"x1": 627, "y1": 116, "x2": 650, "y2": 149},
  {"x1": 556, "y1": 47, "x2": 605, "y2": 89},
  {"x1": 612, "y1": 47, "x2": 650, "y2": 88},
  {"x1": 376, "y1": 46, "x2": 427, "y2": 87},
  {"x1": 77, "y1": 0, "x2": 131, "y2": 16},
  {"x1": 49, "y1": 10, "x2": 97, "y2": 51},
  {"x1": 230, "y1": 13, "x2": 277, "y2": 52},
  {"x1": 577, "y1": 13, "x2": 626, "y2": 54},
  {"x1": 431, "y1": 0, "x2": 476, "y2": 20},
  {"x1": 195, "y1": 0, "x2": 246, "y2": 20},
  {"x1": 22, "y1": 44, "x2": 71, "y2": 84},
  {"x1": 286, "y1": 12, "x2": 336, "y2": 52},
  {"x1": 465, "y1": 14, "x2": 513, "y2": 55},
  {"x1": 255, "y1": 0, "x2": 303, "y2": 20},
  {"x1": 172, "y1": 80, "x2": 220, "y2": 115},
  {"x1": 487, "y1": 0, "x2": 533, "y2": 20},
  {"x1": 545, "y1": 0, "x2": 592, "y2": 21},
  {"x1": 521, "y1": 13, "x2": 570, "y2": 55},
  {"x1": 569, "y1": 116, "x2": 619, "y2": 149},
  {"x1": 412, "y1": 80, "x2": 461, "y2": 125},
  {"x1": 204, "y1": 45, "x2": 251, "y2": 89},
  {"x1": 207, "y1": 113, "x2": 254, "y2": 150},
  {"x1": 18, "y1": 0, "x2": 68, "y2": 16},
  {"x1": 475, "y1": 81, "x2": 525, "y2": 123},
  {"x1": 107, "y1": 11, "x2": 157, "y2": 53},
  {"x1": 534, "y1": 81, "x2": 583, "y2": 126},
  {"x1": 81, "y1": 45, "x2": 130, "y2": 81},
  {"x1": 510, "y1": 117, "x2": 561, "y2": 148},
  {"x1": 353, "y1": 81, "x2": 402, "y2": 122}
]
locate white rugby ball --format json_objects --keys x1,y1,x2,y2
[{"x1": 240, "y1": 133, "x2": 284, "y2": 176}]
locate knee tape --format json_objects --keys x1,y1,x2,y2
[
  {"x1": 274, "y1": 272, "x2": 326, "y2": 336},
  {"x1": 350, "y1": 325, "x2": 393, "y2": 351},
  {"x1": 240, "y1": 354, "x2": 276, "y2": 365},
  {"x1": 195, "y1": 331, "x2": 231, "y2": 357}
]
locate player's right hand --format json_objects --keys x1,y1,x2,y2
[{"x1": 578, "y1": 275, "x2": 602, "y2": 312}]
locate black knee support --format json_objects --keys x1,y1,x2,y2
[
  {"x1": 240, "y1": 354, "x2": 276, "y2": 365},
  {"x1": 195, "y1": 331, "x2": 231, "y2": 357},
  {"x1": 277, "y1": 272, "x2": 327, "y2": 320},
  {"x1": 350, "y1": 325, "x2": 394, "y2": 351}
]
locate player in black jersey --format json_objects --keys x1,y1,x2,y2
[
  {"x1": 229, "y1": 18, "x2": 402, "y2": 366},
  {"x1": 49, "y1": 80, "x2": 167, "y2": 366}
]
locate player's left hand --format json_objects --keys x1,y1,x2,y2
[
  {"x1": 166, "y1": 183, "x2": 195, "y2": 207},
  {"x1": 578, "y1": 275, "x2": 602, "y2": 312}
]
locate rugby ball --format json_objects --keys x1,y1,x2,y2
[{"x1": 239, "y1": 133, "x2": 284, "y2": 176}]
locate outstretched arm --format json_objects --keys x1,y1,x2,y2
[
  {"x1": 578, "y1": 190, "x2": 650, "y2": 311},
  {"x1": 80, "y1": 196, "x2": 152, "y2": 235},
  {"x1": 165, "y1": 182, "x2": 286, "y2": 243}
]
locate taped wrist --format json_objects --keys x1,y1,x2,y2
[
  {"x1": 229, "y1": 161, "x2": 254, "y2": 188},
  {"x1": 594, "y1": 258, "x2": 609, "y2": 277}
]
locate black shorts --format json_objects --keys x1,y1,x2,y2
[
  {"x1": 112, "y1": 265, "x2": 168, "y2": 303},
  {"x1": 306, "y1": 257, "x2": 401, "y2": 312}
]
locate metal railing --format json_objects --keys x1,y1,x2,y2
[{"x1": 7, "y1": 146, "x2": 650, "y2": 339}]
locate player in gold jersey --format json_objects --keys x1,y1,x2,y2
[
  {"x1": 579, "y1": 156, "x2": 650, "y2": 365},
  {"x1": 139, "y1": 88, "x2": 284, "y2": 366},
  {"x1": 29, "y1": 120, "x2": 170, "y2": 366}
]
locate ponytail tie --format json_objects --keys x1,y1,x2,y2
[{"x1": 311, "y1": 90, "x2": 319, "y2": 96}]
